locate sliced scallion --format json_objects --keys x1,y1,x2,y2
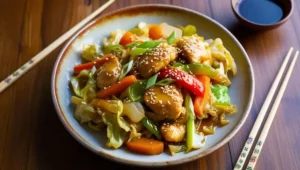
[
  {"x1": 128, "y1": 80, "x2": 146, "y2": 102},
  {"x1": 154, "y1": 78, "x2": 175, "y2": 86},
  {"x1": 119, "y1": 60, "x2": 134, "y2": 80},
  {"x1": 172, "y1": 62, "x2": 189, "y2": 72},
  {"x1": 130, "y1": 48, "x2": 150, "y2": 56},
  {"x1": 126, "y1": 42, "x2": 139, "y2": 48},
  {"x1": 146, "y1": 73, "x2": 159, "y2": 89},
  {"x1": 136, "y1": 40, "x2": 162, "y2": 48},
  {"x1": 167, "y1": 31, "x2": 176, "y2": 45},
  {"x1": 185, "y1": 93, "x2": 195, "y2": 152}
]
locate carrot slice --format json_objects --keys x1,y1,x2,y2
[
  {"x1": 125, "y1": 137, "x2": 164, "y2": 155},
  {"x1": 149, "y1": 25, "x2": 163, "y2": 40},
  {"x1": 73, "y1": 55, "x2": 115, "y2": 74},
  {"x1": 193, "y1": 75, "x2": 210, "y2": 117},
  {"x1": 97, "y1": 75, "x2": 137, "y2": 99},
  {"x1": 120, "y1": 32, "x2": 136, "y2": 47}
]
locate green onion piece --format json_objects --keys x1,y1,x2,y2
[
  {"x1": 186, "y1": 93, "x2": 195, "y2": 119},
  {"x1": 154, "y1": 78, "x2": 175, "y2": 86},
  {"x1": 90, "y1": 66, "x2": 97, "y2": 76},
  {"x1": 185, "y1": 93, "x2": 195, "y2": 152},
  {"x1": 172, "y1": 62, "x2": 189, "y2": 72},
  {"x1": 104, "y1": 44, "x2": 124, "y2": 54},
  {"x1": 128, "y1": 80, "x2": 147, "y2": 102},
  {"x1": 171, "y1": 62, "x2": 231, "y2": 86},
  {"x1": 172, "y1": 62, "x2": 185, "y2": 67},
  {"x1": 126, "y1": 42, "x2": 139, "y2": 48},
  {"x1": 146, "y1": 73, "x2": 159, "y2": 89},
  {"x1": 141, "y1": 116, "x2": 161, "y2": 140},
  {"x1": 167, "y1": 31, "x2": 176, "y2": 45},
  {"x1": 119, "y1": 60, "x2": 134, "y2": 80},
  {"x1": 136, "y1": 40, "x2": 162, "y2": 48},
  {"x1": 129, "y1": 40, "x2": 162, "y2": 58},
  {"x1": 130, "y1": 48, "x2": 150, "y2": 56},
  {"x1": 187, "y1": 63, "x2": 231, "y2": 86},
  {"x1": 187, "y1": 63, "x2": 217, "y2": 78},
  {"x1": 120, "y1": 80, "x2": 147, "y2": 102}
]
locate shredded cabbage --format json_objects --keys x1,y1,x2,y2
[
  {"x1": 82, "y1": 44, "x2": 101, "y2": 61},
  {"x1": 91, "y1": 99, "x2": 130, "y2": 132},
  {"x1": 203, "y1": 126, "x2": 215, "y2": 135},
  {"x1": 211, "y1": 84, "x2": 231, "y2": 106},
  {"x1": 128, "y1": 124, "x2": 142, "y2": 141},
  {"x1": 71, "y1": 96, "x2": 83, "y2": 105},
  {"x1": 103, "y1": 44, "x2": 124, "y2": 54},
  {"x1": 71, "y1": 70, "x2": 89, "y2": 97},
  {"x1": 102, "y1": 112, "x2": 128, "y2": 149},
  {"x1": 70, "y1": 67, "x2": 97, "y2": 102},
  {"x1": 168, "y1": 145, "x2": 186, "y2": 156},
  {"x1": 88, "y1": 121, "x2": 105, "y2": 131},
  {"x1": 103, "y1": 29, "x2": 126, "y2": 47},
  {"x1": 74, "y1": 103, "x2": 100, "y2": 124},
  {"x1": 214, "y1": 105, "x2": 237, "y2": 114},
  {"x1": 209, "y1": 38, "x2": 237, "y2": 75},
  {"x1": 219, "y1": 113, "x2": 230, "y2": 126},
  {"x1": 225, "y1": 48, "x2": 237, "y2": 75}
]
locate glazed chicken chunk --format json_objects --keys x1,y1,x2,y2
[
  {"x1": 177, "y1": 36, "x2": 210, "y2": 63},
  {"x1": 134, "y1": 43, "x2": 177, "y2": 78},
  {"x1": 160, "y1": 123, "x2": 186, "y2": 142},
  {"x1": 144, "y1": 85, "x2": 183, "y2": 120},
  {"x1": 96, "y1": 56, "x2": 121, "y2": 88}
]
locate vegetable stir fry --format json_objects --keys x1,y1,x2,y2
[{"x1": 70, "y1": 22, "x2": 237, "y2": 155}]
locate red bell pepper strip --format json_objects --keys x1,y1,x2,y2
[
  {"x1": 193, "y1": 76, "x2": 210, "y2": 117},
  {"x1": 158, "y1": 68, "x2": 204, "y2": 97},
  {"x1": 73, "y1": 55, "x2": 115, "y2": 74}
]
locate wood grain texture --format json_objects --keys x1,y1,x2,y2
[{"x1": 0, "y1": 0, "x2": 299, "y2": 170}]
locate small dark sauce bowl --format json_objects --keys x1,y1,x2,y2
[{"x1": 232, "y1": 0, "x2": 293, "y2": 30}]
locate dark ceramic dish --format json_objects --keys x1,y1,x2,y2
[{"x1": 232, "y1": 0, "x2": 293, "y2": 30}]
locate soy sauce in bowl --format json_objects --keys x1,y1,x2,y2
[
  {"x1": 232, "y1": 0, "x2": 293, "y2": 30},
  {"x1": 239, "y1": 0, "x2": 283, "y2": 25}
]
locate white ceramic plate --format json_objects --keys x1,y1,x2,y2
[{"x1": 52, "y1": 4, "x2": 255, "y2": 167}]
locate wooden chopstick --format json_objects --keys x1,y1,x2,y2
[
  {"x1": 245, "y1": 51, "x2": 299, "y2": 170},
  {"x1": 233, "y1": 47, "x2": 294, "y2": 170},
  {"x1": 0, "y1": 0, "x2": 114, "y2": 94}
]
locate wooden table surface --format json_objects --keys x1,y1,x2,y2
[{"x1": 1, "y1": 0, "x2": 300, "y2": 169}]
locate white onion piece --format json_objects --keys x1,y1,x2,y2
[
  {"x1": 193, "y1": 132, "x2": 206, "y2": 149},
  {"x1": 218, "y1": 62, "x2": 225, "y2": 75},
  {"x1": 122, "y1": 102, "x2": 145, "y2": 123},
  {"x1": 138, "y1": 22, "x2": 147, "y2": 29},
  {"x1": 160, "y1": 23, "x2": 182, "y2": 39}
]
